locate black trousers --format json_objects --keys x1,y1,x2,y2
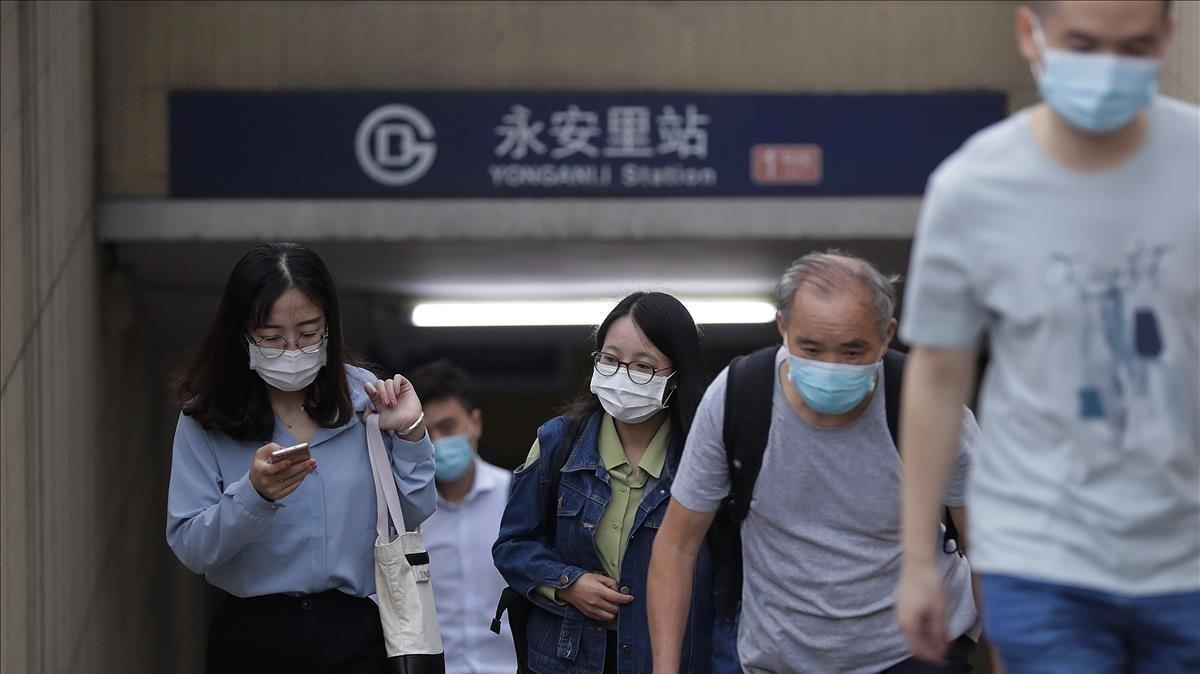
[{"x1": 207, "y1": 590, "x2": 386, "y2": 674}]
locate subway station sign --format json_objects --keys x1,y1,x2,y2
[{"x1": 170, "y1": 91, "x2": 1006, "y2": 198}]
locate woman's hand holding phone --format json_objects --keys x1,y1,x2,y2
[{"x1": 250, "y1": 442, "x2": 317, "y2": 502}]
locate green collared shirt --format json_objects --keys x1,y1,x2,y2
[
  {"x1": 525, "y1": 414, "x2": 671, "y2": 602},
  {"x1": 593, "y1": 414, "x2": 668, "y2": 580}
]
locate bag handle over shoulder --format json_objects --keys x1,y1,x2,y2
[{"x1": 364, "y1": 412, "x2": 410, "y2": 538}]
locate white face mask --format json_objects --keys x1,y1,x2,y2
[
  {"x1": 247, "y1": 340, "x2": 328, "y2": 392},
  {"x1": 590, "y1": 368, "x2": 676, "y2": 424},
  {"x1": 1030, "y1": 15, "x2": 1161, "y2": 134}
]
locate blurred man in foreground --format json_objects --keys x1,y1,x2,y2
[{"x1": 896, "y1": 2, "x2": 1199, "y2": 672}]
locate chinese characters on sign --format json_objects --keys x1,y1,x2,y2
[
  {"x1": 493, "y1": 105, "x2": 545, "y2": 159},
  {"x1": 170, "y1": 91, "x2": 1010, "y2": 197},
  {"x1": 490, "y1": 103, "x2": 718, "y2": 188}
]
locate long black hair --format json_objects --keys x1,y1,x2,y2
[
  {"x1": 175, "y1": 243, "x2": 354, "y2": 441},
  {"x1": 563, "y1": 292, "x2": 707, "y2": 440}
]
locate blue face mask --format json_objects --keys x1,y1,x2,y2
[
  {"x1": 785, "y1": 351, "x2": 882, "y2": 416},
  {"x1": 1033, "y1": 17, "x2": 1160, "y2": 134},
  {"x1": 432, "y1": 433, "x2": 475, "y2": 482}
]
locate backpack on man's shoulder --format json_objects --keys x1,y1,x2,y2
[{"x1": 708, "y1": 346, "x2": 962, "y2": 618}]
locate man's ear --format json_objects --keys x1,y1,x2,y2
[
  {"x1": 1015, "y1": 5, "x2": 1041, "y2": 65},
  {"x1": 881, "y1": 317, "x2": 898, "y2": 356},
  {"x1": 776, "y1": 312, "x2": 788, "y2": 344},
  {"x1": 469, "y1": 408, "x2": 483, "y2": 446}
]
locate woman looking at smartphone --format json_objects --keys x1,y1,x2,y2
[
  {"x1": 492, "y1": 292, "x2": 735, "y2": 673},
  {"x1": 166, "y1": 243, "x2": 436, "y2": 674}
]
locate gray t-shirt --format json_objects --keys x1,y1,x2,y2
[
  {"x1": 900, "y1": 97, "x2": 1200, "y2": 596},
  {"x1": 672, "y1": 348, "x2": 978, "y2": 674}
]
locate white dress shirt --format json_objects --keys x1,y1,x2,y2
[{"x1": 424, "y1": 458, "x2": 518, "y2": 674}]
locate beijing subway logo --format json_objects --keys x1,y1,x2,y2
[{"x1": 355, "y1": 104, "x2": 437, "y2": 186}]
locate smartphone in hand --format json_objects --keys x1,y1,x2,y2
[{"x1": 269, "y1": 442, "x2": 311, "y2": 464}]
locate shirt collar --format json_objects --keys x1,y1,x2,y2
[
  {"x1": 640, "y1": 419, "x2": 670, "y2": 479},
  {"x1": 441, "y1": 458, "x2": 503, "y2": 506},
  {"x1": 345, "y1": 366, "x2": 372, "y2": 412},
  {"x1": 598, "y1": 414, "x2": 670, "y2": 479},
  {"x1": 468, "y1": 458, "x2": 503, "y2": 495}
]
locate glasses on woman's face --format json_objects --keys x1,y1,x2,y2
[
  {"x1": 591, "y1": 350, "x2": 671, "y2": 385},
  {"x1": 249, "y1": 330, "x2": 328, "y2": 359}
]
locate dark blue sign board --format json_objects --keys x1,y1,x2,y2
[{"x1": 170, "y1": 91, "x2": 1006, "y2": 198}]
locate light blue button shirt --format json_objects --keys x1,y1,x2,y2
[{"x1": 166, "y1": 365, "x2": 437, "y2": 598}]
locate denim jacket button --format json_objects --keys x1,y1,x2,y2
[
  {"x1": 622, "y1": 643, "x2": 633, "y2": 653},
  {"x1": 619, "y1": 586, "x2": 631, "y2": 595},
  {"x1": 559, "y1": 574, "x2": 569, "y2": 584}
]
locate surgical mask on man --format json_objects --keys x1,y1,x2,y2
[
  {"x1": 432, "y1": 433, "x2": 475, "y2": 482},
  {"x1": 785, "y1": 350, "x2": 882, "y2": 415},
  {"x1": 590, "y1": 368, "x2": 675, "y2": 424},
  {"x1": 1031, "y1": 16, "x2": 1160, "y2": 134},
  {"x1": 248, "y1": 340, "x2": 327, "y2": 392}
]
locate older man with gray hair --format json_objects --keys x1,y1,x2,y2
[{"x1": 646, "y1": 251, "x2": 981, "y2": 673}]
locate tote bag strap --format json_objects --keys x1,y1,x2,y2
[{"x1": 364, "y1": 412, "x2": 409, "y2": 539}]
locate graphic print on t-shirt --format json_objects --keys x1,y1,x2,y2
[{"x1": 1043, "y1": 242, "x2": 1178, "y2": 451}]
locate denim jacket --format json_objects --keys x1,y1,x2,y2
[{"x1": 493, "y1": 412, "x2": 726, "y2": 673}]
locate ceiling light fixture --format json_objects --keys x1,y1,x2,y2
[{"x1": 410, "y1": 299, "x2": 776, "y2": 327}]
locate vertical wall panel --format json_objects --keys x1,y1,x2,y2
[
  {"x1": 0, "y1": 2, "x2": 167, "y2": 672},
  {"x1": 0, "y1": 110, "x2": 23, "y2": 376},
  {"x1": 1162, "y1": 0, "x2": 1199, "y2": 103},
  {"x1": 0, "y1": 359, "x2": 27, "y2": 674}
]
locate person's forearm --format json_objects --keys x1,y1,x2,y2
[
  {"x1": 648, "y1": 535, "x2": 699, "y2": 673},
  {"x1": 166, "y1": 472, "x2": 279, "y2": 574},
  {"x1": 900, "y1": 347, "x2": 976, "y2": 567}
]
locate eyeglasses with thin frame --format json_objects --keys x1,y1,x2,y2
[
  {"x1": 248, "y1": 330, "x2": 328, "y2": 359},
  {"x1": 591, "y1": 350, "x2": 672, "y2": 385}
]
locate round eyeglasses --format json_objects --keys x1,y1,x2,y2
[
  {"x1": 591, "y1": 350, "x2": 672, "y2": 385},
  {"x1": 249, "y1": 330, "x2": 328, "y2": 359}
]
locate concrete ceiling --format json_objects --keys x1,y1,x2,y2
[{"x1": 111, "y1": 238, "x2": 915, "y2": 304}]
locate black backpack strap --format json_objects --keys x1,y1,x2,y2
[
  {"x1": 882, "y1": 349, "x2": 963, "y2": 556},
  {"x1": 883, "y1": 349, "x2": 906, "y2": 448},
  {"x1": 490, "y1": 587, "x2": 523, "y2": 634},
  {"x1": 723, "y1": 346, "x2": 779, "y2": 522},
  {"x1": 710, "y1": 345, "x2": 778, "y2": 617}
]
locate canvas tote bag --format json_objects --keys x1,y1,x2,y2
[{"x1": 364, "y1": 412, "x2": 446, "y2": 674}]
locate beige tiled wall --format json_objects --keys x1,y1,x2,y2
[
  {"x1": 96, "y1": 0, "x2": 1046, "y2": 197},
  {"x1": 94, "y1": 0, "x2": 1199, "y2": 199},
  {"x1": 1, "y1": 1, "x2": 170, "y2": 671}
]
